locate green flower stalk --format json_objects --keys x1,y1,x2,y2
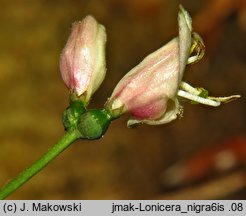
[
  {"x1": 0, "y1": 5, "x2": 240, "y2": 199},
  {"x1": 0, "y1": 13, "x2": 110, "y2": 200}
]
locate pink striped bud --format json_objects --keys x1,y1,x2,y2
[
  {"x1": 106, "y1": 6, "x2": 193, "y2": 126},
  {"x1": 60, "y1": 15, "x2": 106, "y2": 102}
]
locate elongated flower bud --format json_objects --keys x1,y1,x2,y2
[
  {"x1": 106, "y1": 6, "x2": 194, "y2": 126},
  {"x1": 60, "y1": 15, "x2": 107, "y2": 103}
]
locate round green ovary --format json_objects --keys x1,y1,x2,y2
[{"x1": 78, "y1": 109, "x2": 112, "y2": 139}]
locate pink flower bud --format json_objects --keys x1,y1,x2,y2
[
  {"x1": 60, "y1": 15, "x2": 107, "y2": 102},
  {"x1": 106, "y1": 6, "x2": 193, "y2": 126}
]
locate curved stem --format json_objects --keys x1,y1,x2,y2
[{"x1": 0, "y1": 129, "x2": 79, "y2": 199}]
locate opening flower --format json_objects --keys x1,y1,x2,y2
[
  {"x1": 106, "y1": 6, "x2": 197, "y2": 126},
  {"x1": 60, "y1": 15, "x2": 107, "y2": 103}
]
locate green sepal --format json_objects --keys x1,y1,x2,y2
[
  {"x1": 69, "y1": 90, "x2": 89, "y2": 107},
  {"x1": 77, "y1": 108, "x2": 112, "y2": 140},
  {"x1": 62, "y1": 100, "x2": 86, "y2": 131}
]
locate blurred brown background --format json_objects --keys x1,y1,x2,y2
[{"x1": 0, "y1": 0, "x2": 245, "y2": 199}]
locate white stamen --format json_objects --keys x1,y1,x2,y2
[
  {"x1": 177, "y1": 90, "x2": 221, "y2": 107},
  {"x1": 180, "y1": 81, "x2": 201, "y2": 95}
]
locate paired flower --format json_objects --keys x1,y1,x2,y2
[
  {"x1": 60, "y1": 15, "x2": 107, "y2": 103},
  {"x1": 60, "y1": 6, "x2": 240, "y2": 130}
]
